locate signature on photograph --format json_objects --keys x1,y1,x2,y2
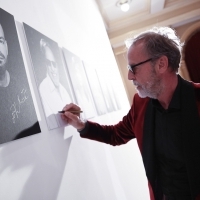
[{"x1": 10, "y1": 89, "x2": 28, "y2": 123}]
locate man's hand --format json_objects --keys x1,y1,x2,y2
[{"x1": 61, "y1": 103, "x2": 85, "y2": 130}]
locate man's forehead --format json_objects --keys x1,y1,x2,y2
[
  {"x1": 45, "y1": 47, "x2": 55, "y2": 61},
  {"x1": 127, "y1": 42, "x2": 149, "y2": 64},
  {"x1": 128, "y1": 43, "x2": 144, "y2": 55}
]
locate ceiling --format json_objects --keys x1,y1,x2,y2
[{"x1": 95, "y1": 0, "x2": 200, "y2": 51}]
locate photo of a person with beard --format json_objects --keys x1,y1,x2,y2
[{"x1": 0, "y1": 8, "x2": 40, "y2": 145}]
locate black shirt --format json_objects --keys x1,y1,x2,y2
[{"x1": 152, "y1": 77, "x2": 191, "y2": 199}]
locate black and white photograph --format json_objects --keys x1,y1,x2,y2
[
  {"x1": 83, "y1": 61, "x2": 107, "y2": 116},
  {"x1": 0, "y1": 8, "x2": 41, "y2": 144},
  {"x1": 23, "y1": 23, "x2": 74, "y2": 130},
  {"x1": 96, "y1": 69, "x2": 121, "y2": 112},
  {"x1": 62, "y1": 48, "x2": 96, "y2": 119}
]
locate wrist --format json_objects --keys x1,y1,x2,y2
[
  {"x1": 77, "y1": 122, "x2": 86, "y2": 131},
  {"x1": 77, "y1": 121, "x2": 89, "y2": 135},
  {"x1": 77, "y1": 118, "x2": 86, "y2": 131}
]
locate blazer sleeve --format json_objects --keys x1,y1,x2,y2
[
  {"x1": 80, "y1": 110, "x2": 135, "y2": 146},
  {"x1": 79, "y1": 94, "x2": 149, "y2": 146}
]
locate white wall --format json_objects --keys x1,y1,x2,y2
[{"x1": 0, "y1": 0, "x2": 149, "y2": 199}]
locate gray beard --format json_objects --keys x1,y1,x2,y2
[{"x1": 134, "y1": 68, "x2": 163, "y2": 99}]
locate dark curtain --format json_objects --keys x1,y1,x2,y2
[{"x1": 184, "y1": 31, "x2": 200, "y2": 83}]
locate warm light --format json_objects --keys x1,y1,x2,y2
[
  {"x1": 120, "y1": 3, "x2": 130, "y2": 12},
  {"x1": 116, "y1": 0, "x2": 131, "y2": 12}
]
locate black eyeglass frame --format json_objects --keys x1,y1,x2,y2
[
  {"x1": 45, "y1": 59, "x2": 57, "y2": 68},
  {"x1": 127, "y1": 58, "x2": 154, "y2": 74},
  {"x1": 0, "y1": 37, "x2": 6, "y2": 45}
]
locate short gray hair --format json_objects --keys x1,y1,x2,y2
[{"x1": 125, "y1": 27, "x2": 183, "y2": 72}]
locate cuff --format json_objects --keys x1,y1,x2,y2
[{"x1": 77, "y1": 121, "x2": 89, "y2": 135}]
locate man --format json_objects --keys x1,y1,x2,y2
[
  {"x1": 61, "y1": 27, "x2": 200, "y2": 200},
  {"x1": 0, "y1": 24, "x2": 10, "y2": 87},
  {"x1": 39, "y1": 39, "x2": 71, "y2": 129}
]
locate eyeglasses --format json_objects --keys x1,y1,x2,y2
[
  {"x1": 46, "y1": 59, "x2": 57, "y2": 68},
  {"x1": 127, "y1": 58, "x2": 153, "y2": 74}
]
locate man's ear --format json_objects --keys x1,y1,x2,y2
[{"x1": 157, "y1": 55, "x2": 168, "y2": 73}]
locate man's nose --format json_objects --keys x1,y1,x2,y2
[{"x1": 128, "y1": 70, "x2": 136, "y2": 80}]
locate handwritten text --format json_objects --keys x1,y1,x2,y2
[{"x1": 10, "y1": 89, "x2": 28, "y2": 123}]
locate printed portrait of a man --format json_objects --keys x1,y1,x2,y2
[
  {"x1": 23, "y1": 23, "x2": 74, "y2": 130},
  {"x1": 0, "y1": 8, "x2": 40, "y2": 144},
  {"x1": 62, "y1": 48, "x2": 97, "y2": 119}
]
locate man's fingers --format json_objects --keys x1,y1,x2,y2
[
  {"x1": 64, "y1": 111, "x2": 79, "y2": 120},
  {"x1": 61, "y1": 103, "x2": 84, "y2": 129},
  {"x1": 63, "y1": 103, "x2": 81, "y2": 112},
  {"x1": 62, "y1": 111, "x2": 85, "y2": 130}
]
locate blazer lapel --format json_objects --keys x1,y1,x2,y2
[{"x1": 180, "y1": 78, "x2": 200, "y2": 199}]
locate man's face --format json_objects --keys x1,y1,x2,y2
[
  {"x1": 45, "y1": 47, "x2": 59, "y2": 87},
  {"x1": 127, "y1": 42, "x2": 162, "y2": 99},
  {"x1": 0, "y1": 24, "x2": 8, "y2": 69}
]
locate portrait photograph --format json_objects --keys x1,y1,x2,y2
[
  {"x1": 23, "y1": 23, "x2": 74, "y2": 130},
  {"x1": 62, "y1": 48, "x2": 96, "y2": 119},
  {"x1": 83, "y1": 61, "x2": 107, "y2": 116},
  {"x1": 96, "y1": 69, "x2": 121, "y2": 112},
  {"x1": 0, "y1": 8, "x2": 41, "y2": 144}
]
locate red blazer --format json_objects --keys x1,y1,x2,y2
[{"x1": 80, "y1": 77, "x2": 200, "y2": 200}]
